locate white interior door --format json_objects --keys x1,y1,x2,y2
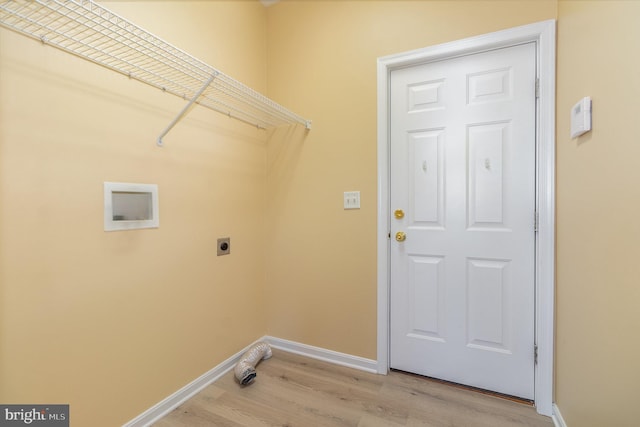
[{"x1": 389, "y1": 42, "x2": 537, "y2": 399}]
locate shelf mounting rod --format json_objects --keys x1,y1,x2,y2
[{"x1": 157, "y1": 72, "x2": 217, "y2": 147}]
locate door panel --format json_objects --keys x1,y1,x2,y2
[
  {"x1": 409, "y1": 130, "x2": 444, "y2": 226},
  {"x1": 408, "y1": 255, "x2": 445, "y2": 342},
  {"x1": 466, "y1": 258, "x2": 511, "y2": 352},
  {"x1": 390, "y1": 43, "x2": 536, "y2": 399},
  {"x1": 468, "y1": 122, "x2": 507, "y2": 226}
]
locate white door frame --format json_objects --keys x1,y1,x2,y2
[{"x1": 376, "y1": 20, "x2": 556, "y2": 416}]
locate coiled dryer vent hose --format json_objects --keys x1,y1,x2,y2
[{"x1": 234, "y1": 341, "x2": 272, "y2": 385}]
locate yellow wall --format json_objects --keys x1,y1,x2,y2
[
  {"x1": 265, "y1": 0, "x2": 557, "y2": 359},
  {"x1": 0, "y1": 1, "x2": 268, "y2": 426},
  {"x1": 5, "y1": 0, "x2": 639, "y2": 426},
  {"x1": 556, "y1": 1, "x2": 640, "y2": 425}
]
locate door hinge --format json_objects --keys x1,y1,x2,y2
[
  {"x1": 535, "y1": 78, "x2": 540, "y2": 99},
  {"x1": 388, "y1": 232, "x2": 391, "y2": 240},
  {"x1": 534, "y1": 211, "x2": 539, "y2": 233},
  {"x1": 534, "y1": 344, "x2": 538, "y2": 365}
]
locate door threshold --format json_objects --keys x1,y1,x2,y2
[{"x1": 390, "y1": 368, "x2": 534, "y2": 406}]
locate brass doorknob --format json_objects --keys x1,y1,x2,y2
[
  {"x1": 395, "y1": 231, "x2": 407, "y2": 242},
  {"x1": 394, "y1": 209, "x2": 405, "y2": 219}
]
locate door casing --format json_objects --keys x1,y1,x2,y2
[{"x1": 376, "y1": 20, "x2": 556, "y2": 416}]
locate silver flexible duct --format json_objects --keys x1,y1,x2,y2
[{"x1": 233, "y1": 341, "x2": 272, "y2": 385}]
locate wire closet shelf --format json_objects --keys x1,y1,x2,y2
[{"x1": 0, "y1": 0, "x2": 311, "y2": 145}]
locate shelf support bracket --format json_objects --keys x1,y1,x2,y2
[{"x1": 157, "y1": 72, "x2": 217, "y2": 147}]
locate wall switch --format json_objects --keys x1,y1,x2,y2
[
  {"x1": 344, "y1": 191, "x2": 360, "y2": 209},
  {"x1": 571, "y1": 96, "x2": 592, "y2": 138}
]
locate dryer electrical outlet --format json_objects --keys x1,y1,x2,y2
[{"x1": 217, "y1": 237, "x2": 230, "y2": 256}]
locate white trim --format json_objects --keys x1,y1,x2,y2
[
  {"x1": 552, "y1": 404, "x2": 568, "y2": 427},
  {"x1": 264, "y1": 336, "x2": 378, "y2": 374},
  {"x1": 122, "y1": 339, "x2": 264, "y2": 427},
  {"x1": 376, "y1": 20, "x2": 556, "y2": 416},
  {"x1": 533, "y1": 19, "x2": 557, "y2": 418}
]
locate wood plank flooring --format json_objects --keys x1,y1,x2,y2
[{"x1": 153, "y1": 349, "x2": 553, "y2": 427}]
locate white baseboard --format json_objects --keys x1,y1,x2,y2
[
  {"x1": 122, "y1": 339, "x2": 264, "y2": 427},
  {"x1": 122, "y1": 336, "x2": 378, "y2": 426},
  {"x1": 263, "y1": 335, "x2": 378, "y2": 373},
  {"x1": 552, "y1": 403, "x2": 567, "y2": 427}
]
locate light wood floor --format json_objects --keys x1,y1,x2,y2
[{"x1": 153, "y1": 349, "x2": 554, "y2": 426}]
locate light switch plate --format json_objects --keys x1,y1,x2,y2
[
  {"x1": 344, "y1": 191, "x2": 360, "y2": 209},
  {"x1": 571, "y1": 96, "x2": 591, "y2": 138}
]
